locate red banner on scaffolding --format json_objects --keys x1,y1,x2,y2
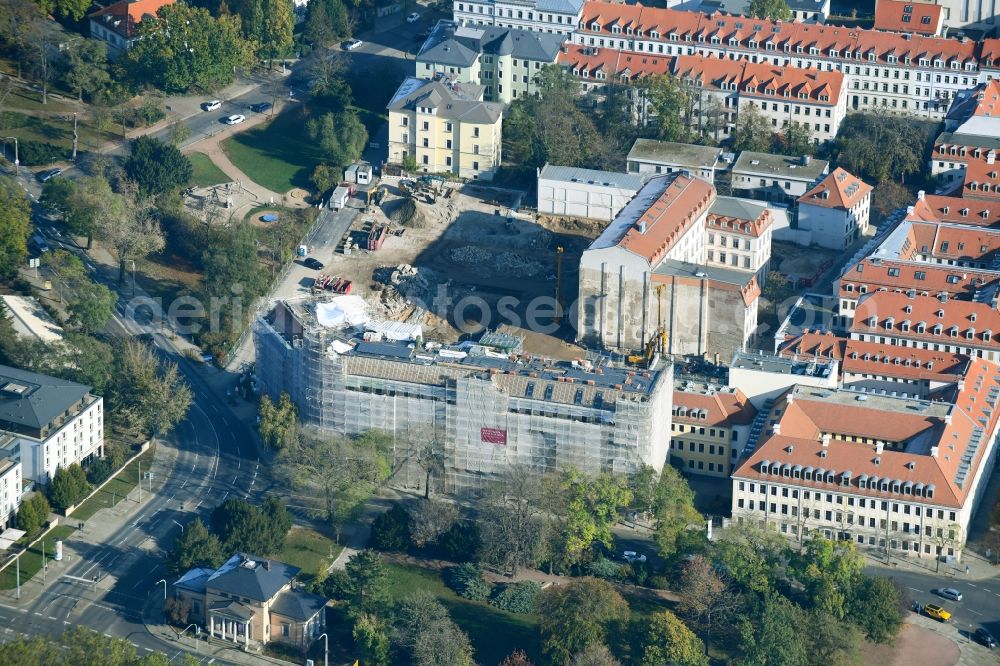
[{"x1": 481, "y1": 428, "x2": 507, "y2": 445}]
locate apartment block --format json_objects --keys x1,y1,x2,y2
[
  {"x1": 626, "y1": 139, "x2": 726, "y2": 183},
  {"x1": 416, "y1": 20, "x2": 563, "y2": 104},
  {"x1": 873, "y1": 0, "x2": 944, "y2": 36},
  {"x1": 796, "y1": 167, "x2": 873, "y2": 249},
  {"x1": 536, "y1": 164, "x2": 646, "y2": 221},
  {"x1": 387, "y1": 76, "x2": 503, "y2": 179},
  {"x1": 453, "y1": 0, "x2": 585, "y2": 36},
  {"x1": 669, "y1": 380, "x2": 755, "y2": 477},
  {"x1": 0, "y1": 365, "x2": 104, "y2": 485},
  {"x1": 0, "y1": 453, "x2": 22, "y2": 529},
  {"x1": 730, "y1": 152, "x2": 829, "y2": 203},
  {"x1": 933, "y1": 80, "x2": 1000, "y2": 186}
]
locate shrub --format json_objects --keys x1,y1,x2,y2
[
  {"x1": 86, "y1": 458, "x2": 114, "y2": 486},
  {"x1": 369, "y1": 504, "x2": 412, "y2": 552},
  {"x1": 445, "y1": 563, "x2": 492, "y2": 601},
  {"x1": 489, "y1": 581, "x2": 542, "y2": 614},
  {"x1": 586, "y1": 557, "x2": 627, "y2": 582},
  {"x1": 19, "y1": 140, "x2": 66, "y2": 166},
  {"x1": 436, "y1": 520, "x2": 481, "y2": 563}
]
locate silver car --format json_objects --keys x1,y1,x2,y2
[{"x1": 938, "y1": 587, "x2": 963, "y2": 601}]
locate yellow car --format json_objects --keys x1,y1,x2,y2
[{"x1": 925, "y1": 604, "x2": 952, "y2": 622}]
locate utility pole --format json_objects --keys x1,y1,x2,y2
[
  {"x1": 72, "y1": 113, "x2": 78, "y2": 161},
  {"x1": 138, "y1": 461, "x2": 142, "y2": 503},
  {"x1": 15, "y1": 553, "x2": 19, "y2": 599}
]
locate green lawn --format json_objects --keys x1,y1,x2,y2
[
  {"x1": 221, "y1": 107, "x2": 327, "y2": 194},
  {"x1": 278, "y1": 526, "x2": 343, "y2": 583},
  {"x1": 386, "y1": 563, "x2": 542, "y2": 665},
  {"x1": 187, "y1": 152, "x2": 231, "y2": 188},
  {"x1": 0, "y1": 525, "x2": 77, "y2": 590},
  {"x1": 0, "y1": 110, "x2": 117, "y2": 159},
  {"x1": 72, "y1": 451, "x2": 155, "y2": 522}
]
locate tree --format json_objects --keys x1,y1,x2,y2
[
  {"x1": 394, "y1": 590, "x2": 475, "y2": 666},
  {"x1": 739, "y1": 594, "x2": 810, "y2": 666},
  {"x1": 210, "y1": 495, "x2": 290, "y2": 555},
  {"x1": 0, "y1": 176, "x2": 31, "y2": 279},
  {"x1": 67, "y1": 282, "x2": 117, "y2": 333},
  {"x1": 807, "y1": 610, "x2": 861, "y2": 666},
  {"x1": 553, "y1": 470, "x2": 632, "y2": 569},
  {"x1": 639, "y1": 610, "x2": 707, "y2": 666},
  {"x1": 306, "y1": 110, "x2": 368, "y2": 169},
  {"x1": 62, "y1": 333, "x2": 115, "y2": 395},
  {"x1": 163, "y1": 595, "x2": 192, "y2": 625},
  {"x1": 0, "y1": 626, "x2": 198, "y2": 665},
  {"x1": 124, "y1": 136, "x2": 193, "y2": 197},
  {"x1": 166, "y1": 518, "x2": 224, "y2": 577},
  {"x1": 304, "y1": 0, "x2": 350, "y2": 46},
  {"x1": 311, "y1": 164, "x2": 340, "y2": 195},
  {"x1": 787, "y1": 536, "x2": 864, "y2": 619},
  {"x1": 0, "y1": 0, "x2": 44, "y2": 79},
  {"x1": 847, "y1": 575, "x2": 905, "y2": 643},
  {"x1": 125, "y1": 3, "x2": 255, "y2": 93},
  {"x1": 94, "y1": 180, "x2": 164, "y2": 284},
  {"x1": 871, "y1": 181, "x2": 912, "y2": 224},
  {"x1": 732, "y1": 103, "x2": 773, "y2": 153},
  {"x1": 414, "y1": 437, "x2": 446, "y2": 499},
  {"x1": 409, "y1": 498, "x2": 459, "y2": 548},
  {"x1": 500, "y1": 650, "x2": 534, "y2": 666},
  {"x1": 437, "y1": 520, "x2": 481, "y2": 562},
  {"x1": 258, "y1": 393, "x2": 298, "y2": 450},
  {"x1": 109, "y1": 340, "x2": 191, "y2": 437},
  {"x1": 16, "y1": 492, "x2": 51, "y2": 534},
  {"x1": 36, "y1": 0, "x2": 91, "y2": 20},
  {"x1": 258, "y1": 0, "x2": 295, "y2": 65},
  {"x1": 370, "y1": 504, "x2": 412, "y2": 551},
  {"x1": 833, "y1": 111, "x2": 927, "y2": 184},
  {"x1": 27, "y1": 21, "x2": 57, "y2": 105},
  {"x1": 676, "y1": 554, "x2": 741, "y2": 650},
  {"x1": 571, "y1": 644, "x2": 621, "y2": 666},
  {"x1": 41, "y1": 175, "x2": 112, "y2": 248},
  {"x1": 646, "y1": 466, "x2": 701, "y2": 559},
  {"x1": 166, "y1": 121, "x2": 191, "y2": 147},
  {"x1": 711, "y1": 523, "x2": 789, "y2": 594},
  {"x1": 478, "y1": 467, "x2": 546, "y2": 577},
  {"x1": 58, "y1": 39, "x2": 110, "y2": 101},
  {"x1": 747, "y1": 0, "x2": 792, "y2": 20},
  {"x1": 353, "y1": 613, "x2": 390, "y2": 666},
  {"x1": 536, "y1": 578, "x2": 629, "y2": 665},
  {"x1": 445, "y1": 563, "x2": 492, "y2": 601},
  {"x1": 778, "y1": 121, "x2": 813, "y2": 157},
  {"x1": 48, "y1": 463, "x2": 90, "y2": 512},
  {"x1": 343, "y1": 549, "x2": 392, "y2": 617},
  {"x1": 644, "y1": 73, "x2": 690, "y2": 143}
]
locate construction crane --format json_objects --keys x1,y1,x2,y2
[
  {"x1": 554, "y1": 246, "x2": 564, "y2": 322},
  {"x1": 628, "y1": 284, "x2": 668, "y2": 366}
]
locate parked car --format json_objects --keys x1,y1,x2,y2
[
  {"x1": 622, "y1": 550, "x2": 646, "y2": 564},
  {"x1": 974, "y1": 627, "x2": 997, "y2": 648},
  {"x1": 938, "y1": 588, "x2": 963, "y2": 602},
  {"x1": 303, "y1": 257, "x2": 324, "y2": 270},
  {"x1": 31, "y1": 233, "x2": 50, "y2": 253},
  {"x1": 343, "y1": 38, "x2": 363, "y2": 51},
  {"x1": 249, "y1": 102, "x2": 272, "y2": 113},
  {"x1": 202, "y1": 100, "x2": 222, "y2": 111},
  {"x1": 924, "y1": 604, "x2": 951, "y2": 622},
  {"x1": 37, "y1": 168, "x2": 62, "y2": 183},
  {"x1": 222, "y1": 114, "x2": 246, "y2": 125},
  {"x1": 406, "y1": 11, "x2": 421, "y2": 22}
]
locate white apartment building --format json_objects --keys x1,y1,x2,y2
[
  {"x1": 796, "y1": 167, "x2": 873, "y2": 250},
  {"x1": 536, "y1": 164, "x2": 646, "y2": 221},
  {"x1": 731, "y1": 152, "x2": 829, "y2": 204},
  {"x1": 573, "y1": 2, "x2": 982, "y2": 119},
  {"x1": 0, "y1": 365, "x2": 104, "y2": 485},
  {"x1": 704, "y1": 197, "x2": 773, "y2": 284},
  {"x1": 626, "y1": 139, "x2": 726, "y2": 183},
  {"x1": 0, "y1": 452, "x2": 22, "y2": 529},
  {"x1": 453, "y1": 0, "x2": 584, "y2": 36}
]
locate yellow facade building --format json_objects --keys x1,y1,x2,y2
[{"x1": 669, "y1": 381, "x2": 756, "y2": 477}]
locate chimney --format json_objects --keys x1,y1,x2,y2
[
  {"x1": 264, "y1": 560, "x2": 271, "y2": 571},
  {"x1": 802, "y1": 154, "x2": 811, "y2": 166},
  {"x1": 638, "y1": 221, "x2": 648, "y2": 234},
  {"x1": 917, "y1": 189, "x2": 925, "y2": 200},
  {"x1": 875, "y1": 442, "x2": 884, "y2": 454},
  {"x1": 821, "y1": 433, "x2": 830, "y2": 447},
  {"x1": 772, "y1": 423, "x2": 781, "y2": 435},
  {"x1": 944, "y1": 412, "x2": 952, "y2": 425},
  {"x1": 786, "y1": 393, "x2": 794, "y2": 404},
  {"x1": 930, "y1": 445, "x2": 939, "y2": 458}
]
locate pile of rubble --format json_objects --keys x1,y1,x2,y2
[
  {"x1": 448, "y1": 246, "x2": 544, "y2": 278},
  {"x1": 386, "y1": 198, "x2": 427, "y2": 228},
  {"x1": 371, "y1": 263, "x2": 439, "y2": 316}
]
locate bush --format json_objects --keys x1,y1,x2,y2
[
  {"x1": 648, "y1": 575, "x2": 672, "y2": 591},
  {"x1": 436, "y1": 520, "x2": 481, "y2": 563},
  {"x1": 445, "y1": 563, "x2": 492, "y2": 601},
  {"x1": 16, "y1": 493, "x2": 51, "y2": 535},
  {"x1": 369, "y1": 505, "x2": 412, "y2": 552},
  {"x1": 586, "y1": 557, "x2": 627, "y2": 582},
  {"x1": 85, "y1": 458, "x2": 114, "y2": 486},
  {"x1": 19, "y1": 140, "x2": 67, "y2": 166},
  {"x1": 47, "y1": 463, "x2": 91, "y2": 513},
  {"x1": 489, "y1": 581, "x2": 542, "y2": 614}
]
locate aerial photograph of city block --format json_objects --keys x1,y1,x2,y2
[{"x1": 0, "y1": 0, "x2": 999, "y2": 662}]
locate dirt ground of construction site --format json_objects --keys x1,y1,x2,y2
[{"x1": 320, "y1": 179, "x2": 606, "y2": 360}]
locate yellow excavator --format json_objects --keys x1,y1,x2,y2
[{"x1": 628, "y1": 284, "x2": 668, "y2": 366}]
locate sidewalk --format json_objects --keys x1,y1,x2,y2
[{"x1": 864, "y1": 550, "x2": 1000, "y2": 583}]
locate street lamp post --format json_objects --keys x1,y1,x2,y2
[
  {"x1": 318, "y1": 632, "x2": 328, "y2": 666},
  {"x1": 128, "y1": 259, "x2": 137, "y2": 298},
  {"x1": 3, "y1": 136, "x2": 18, "y2": 175},
  {"x1": 156, "y1": 578, "x2": 167, "y2": 601}
]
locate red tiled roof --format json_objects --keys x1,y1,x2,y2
[
  {"x1": 798, "y1": 167, "x2": 872, "y2": 209},
  {"x1": 982, "y1": 39, "x2": 1000, "y2": 68},
  {"x1": 706, "y1": 207, "x2": 772, "y2": 238},
  {"x1": 907, "y1": 195, "x2": 1000, "y2": 227},
  {"x1": 88, "y1": 0, "x2": 175, "y2": 38},
  {"x1": 962, "y1": 158, "x2": 1000, "y2": 201},
  {"x1": 673, "y1": 54, "x2": 843, "y2": 106},
  {"x1": 852, "y1": 291, "x2": 1000, "y2": 351},
  {"x1": 837, "y1": 257, "x2": 999, "y2": 301},
  {"x1": 618, "y1": 173, "x2": 715, "y2": 265},
  {"x1": 971, "y1": 79, "x2": 1000, "y2": 118},
  {"x1": 557, "y1": 44, "x2": 675, "y2": 83},
  {"x1": 873, "y1": 0, "x2": 942, "y2": 35},
  {"x1": 673, "y1": 387, "x2": 756, "y2": 427}
]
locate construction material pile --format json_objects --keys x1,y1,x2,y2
[
  {"x1": 448, "y1": 246, "x2": 544, "y2": 277},
  {"x1": 386, "y1": 198, "x2": 427, "y2": 228}
]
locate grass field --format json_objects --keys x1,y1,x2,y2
[
  {"x1": 187, "y1": 152, "x2": 231, "y2": 188},
  {"x1": 72, "y1": 450, "x2": 155, "y2": 522},
  {"x1": 0, "y1": 110, "x2": 116, "y2": 160},
  {"x1": 278, "y1": 527, "x2": 343, "y2": 583},
  {"x1": 386, "y1": 563, "x2": 542, "y2": 665},
  {"x1": 221, "y1": 108, "x2": 327, "y2": 194},
  {"x1": 0, "y1": 525, "x2": 77, "y2": 590}
]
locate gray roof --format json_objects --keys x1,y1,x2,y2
[
  {"x1": 206, "y1": 554, "x2": 298, "y2": 603},
  {"x1": 627, "y1": 139, "x2": 723, "y2": 169},
  {"x1": 709, "y1": 196, "x2": 767, "y2": 221},
  {"x1": 533, "y1": 0, "x2": 584, "y2": 14},
  {"x1": 935, "y1": 131, "x2": 1000, "y2": 151},
  {"x1": 0, "y1": 365, "x2": 90, "y2": 433},
  {"x1": 539, "y1": 164, "x2": 646, "y2": 190},
  {"x1": 270, "y1": 589, "x2": 327, "y2": 622},
  {"x1": 785, "y1": 0, "x2": 828, "y2": 10},
  {"x1": 732, "y1": 152, "x2": 829, "y2": 180},
  {"x1": 418, "y1": 21, "x2": 562, "y2": 68},
  {"x1": 173, "y1": 567, "x2": 215, "y2": 594},
  {"x1": 387, "y1": 77, "x2": 503, "y2": 125},
  {"x1": 652, "y1": 258, "x2": 757, "y2": 288}
]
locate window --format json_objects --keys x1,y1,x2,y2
[
  {"x1": 282, "y1": 623, "x2": 290, "y2": 637},
  {"x1": 473, "y1": 127, "x2": 480, "y2": 138},
  {"x1": 422, "y1": 121, "x2": 429, "y2": 131}
]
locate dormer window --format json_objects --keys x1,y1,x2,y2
[
  {"x1": 949, "y1": 326, "x2": 959, "y2": 338},
  {"x1": 984, "y1": 330, "x2": 992, "y2": 342},
  {"x1": 966, "y1": 328, "x2": 975, "y2": 340}
]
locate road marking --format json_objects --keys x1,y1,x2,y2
[
  {"x1": 969, "y1": 609, "x2": 982, "y2": 615},
  {"x1": 32, "y1": 612, "x2": 41, "y2": 617},
  {"x1": 968, "y1": 583, "x2": 977, "y2": 588},
  {"x1": 47, "y1": 616, "x2": 56, "y2": 621},
  {"x1": 908, "y1": 587, "x2": 922, "y2": 592},
  {"x1": 63, "y1": 621, "x2": 70, "y2": 625},
  {"x1": 144, "y1": 648, "x2": 153, "y2": 653}
]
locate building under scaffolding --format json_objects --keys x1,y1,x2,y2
[{"x1": 254, "y1": 299, "x2": 673, "y2": 496}]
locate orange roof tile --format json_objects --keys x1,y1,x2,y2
[
  {"x1": 852, "y1": 291, "x2": 1000, "y2": 352},
  {"x1": 706, "y1": 205, "x2": 772, "y2": 238},
  {"x1": 982, "y1": 39, "x2": 1000, "y2": 68},
  {"x1": 557, "y1": 44, "x2": 675, "y2": 83},
  {"x1": 89, "y1": 0, "x2": 175, "y2": 38},
  {"x1": 907, "y1": 195, "x2": 1000, "y2": 227},
  {"x1": 672, "y1": 386, "x2": 757, "y2": 427},
  {"x1": 617, "y1": 173, "x2": 715, "y2": 265},
  {"x1": 873, "y1": 0, "x2": 942, "y2": 35},
  {"x1": 971, "y1": 79, "x2": 1000, "y2": 118},
  {"x1": 962, "y1": 158, "x2": 1000, "y2": 201},
  {"x1": 837, "y1": 257, "x2": 999, "y2": 301},
  {"x1": 672, "y1": 54, "x2": 843, "y2": 106},
  {"x1": 798, "y1": 167, "x2": 872, "y2": 209}
]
